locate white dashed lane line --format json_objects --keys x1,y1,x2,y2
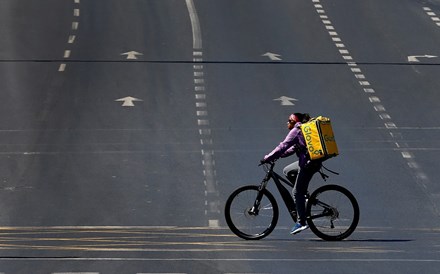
[
  {"x1": 311, "y1": 0, "x2": 439, "y2": 213},
  {"x1": 59, "y1": 0, "x2": 81, "y2": 72},
  {"x1": 424, "y1": 6, "x2": 440, "y2": 27}
]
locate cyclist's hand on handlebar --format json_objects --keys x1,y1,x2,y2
[{"x1": 259, "y1": 158, "x2": 277, "y2": 166}]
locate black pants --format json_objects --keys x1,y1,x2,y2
[{"x1": 283, "y1": 161, "x2": 321, "y2": 225}]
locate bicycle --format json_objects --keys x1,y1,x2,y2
[{"x1": 224, "y1": 161, "x2": 359, "y2": 241}]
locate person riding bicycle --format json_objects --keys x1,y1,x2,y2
[{"x1": 261, "y1": 113, "x2": 322, "y2": 235}]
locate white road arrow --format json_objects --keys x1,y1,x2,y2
[
  {"x1": 262, "y1": 52, "x2": 282, "y2": 61},
  {"x1": 121, "y1": 51, "x2": 143, "y2": 60},
  {"x1": 407, "y1": 55, "x2": 437, "y2": 62},
  {"x1": 273, "y1": 96, "x2": 297, "y2": 106},
  {"x1": 115, "y1": 96, "x2": 143, "y2": 107}
]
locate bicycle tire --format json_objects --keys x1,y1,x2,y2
[
  {"x1": 306, "y1": 184, "x2": 359, "y2": 241},
  {"x1": 224, "y1": 185, "x2": 279, "y2": 240}
]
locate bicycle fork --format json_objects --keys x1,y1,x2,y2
[{"x1": 248, "y1": 172, "x2": 273, "y2": 216}]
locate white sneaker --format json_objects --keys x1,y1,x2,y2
[{"x1": 290, "y1": 223, "x2": 309, "y2": 235}]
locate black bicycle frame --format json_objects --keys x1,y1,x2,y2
[
  {"x1": 257, "y1": 167, "x2": 298, "y2": 222},
  {"x1": 271, "y1": 171, "x2": 299, "y2": 222},
  {"x1": 254, "y1": 163, "x2": 338, "y2": 225}
]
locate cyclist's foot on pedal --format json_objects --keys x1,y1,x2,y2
[{"x1": 290, "y1": 223, "x2": 309, "y2": 235}]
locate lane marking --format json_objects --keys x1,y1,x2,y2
[
  {"x1": 380, "y1": 113, "x2": 391, "y2": 120},
  {"x1": 115, "y1": 96, "x2": 143, "y2": 107},
  {"x1": 408, "y1": 54, "x2": 438, "y2": 62},
  {"x1": 68, "y1": 35, "x2": 76, "y2": 44},
  {"x1": 58, "y1": 64, "x2": 67, "y2": 72},
  {"x1": 373, "y1": 105, "x2": 385, "y2": 111},
  {"x1": 60, "y1": 1, "x2": 81, "y2": 72},
  {"x1": 423, "y1": 6, "x2": 440, "y2": 27},
  {"x1": 63, "y1": 50, "x2": 71, "y2": 58},
  {"x1": 186, "y1": 1, "x2": 219, "y2": 227},
  {"x1": 0, "y1": 226, "x2": 178, "y2": 230},
  {"x1": 121, "y1": 51, "x2": 143, "y2": 59},
  {"x1": 369, "y1": 96, "x2": 380, "y2": 103},
  {"x1": 72, "y1": 22, "x2": 79, "y2": 30},
  {"x1": 185, "y1": 0, "x2": 202, "y2": 49},
  {"x1": 385, "y1": 122, "x2": 397, "y2": 129},
  {"x1": 312, "y1": 0, "x2": 436, "y2": 214}
]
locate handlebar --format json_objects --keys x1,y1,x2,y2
[
  {"x1": 259, "y1": 160, "x2": 276, "y2": 173},
  {"x1": 259, "y1": 158, "x2": 277, "y2": 166}
]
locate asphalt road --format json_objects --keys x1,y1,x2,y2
[{"x1": 0, "y1": 0, "x2": 440, "y2": 273}]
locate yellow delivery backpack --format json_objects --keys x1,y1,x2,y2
[{"x1": 300, "y1": 116, "x2": 339, "y2": 161}]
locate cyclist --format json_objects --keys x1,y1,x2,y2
[{"x1": 261, "y1": 113, "x2": 322, "y2": 235}]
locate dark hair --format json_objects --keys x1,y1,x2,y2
[{"x1": 294, "y1": 113, "x2": 311, "y2": 123}]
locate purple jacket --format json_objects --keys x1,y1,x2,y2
[{"x1": 264, "y1": 122, "x2": 309, "y2": 168}]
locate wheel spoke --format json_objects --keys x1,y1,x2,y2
[
  {"x1": 225, "y1": 186, "x2": 279, "y2": 240},
  {"x1": 307, "y1": 185, "x2": 359, "y2": 241}
]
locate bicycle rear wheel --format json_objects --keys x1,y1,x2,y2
[
  {"x1": 224, "y1": 185, "x2": 279, "y2": 240},
  {"x1": 306, "y1": 184, "x2": 359, "y2": 241}
]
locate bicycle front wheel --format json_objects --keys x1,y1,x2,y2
[
  {"x1": 307, "y1": 184, "x2": 359, "y2": 241},
  {"x1": 224, "y1": 185, "x2": 279, "y2": 240}
]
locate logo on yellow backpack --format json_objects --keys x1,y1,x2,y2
[{"x1": 300, "y1": 116, "x2": 338, "y2": 161}]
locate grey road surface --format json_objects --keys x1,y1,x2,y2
[{"x1": 0, "y1": 0, "x2": 440, "y2": 273}]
